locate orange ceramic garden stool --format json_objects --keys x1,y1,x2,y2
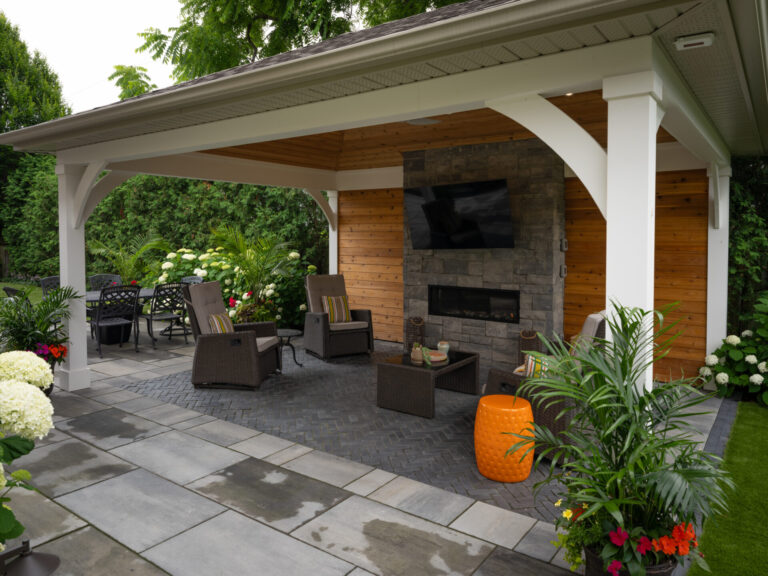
[{"x1": 474, "y1": 395, "x2": 534, "y2": 482}]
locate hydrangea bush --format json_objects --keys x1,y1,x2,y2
[{"x1": 0, "y1": 357, "x2": 55, "y2": 551}]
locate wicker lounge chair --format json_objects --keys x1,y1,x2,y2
[
  {"x1": 485, "y1": 311, "x2": 606, "y2": 439},
  {"x1": 303, "y1": 274, "x2": 373, "y2": 360},
  {"x1": 183, "y1": 281, "x2": 281, "y2": 389}
]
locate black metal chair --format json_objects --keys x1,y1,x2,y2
[
  {"x1": 181, "y1": 276, "x2": 204, "y2": 284},
  {"x1": 139, "y1": 283, "x2": 187, "y2": 348},
  {"x1": 90, "y1": 285, "x2": 141, "y2": 358},
  {"x1": 3, "y1": 287, "x2": 19, "y2": 298},
  {"x1": 40, "y1": 276, "x2": 60, "y2": 297},
  {"x1": 89, "y1": 274, "x2": 122, "y2": 291}
]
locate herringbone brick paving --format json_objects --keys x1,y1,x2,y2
[{"x1": 116, "y1": 340, "x2": 562, "y2": 522}]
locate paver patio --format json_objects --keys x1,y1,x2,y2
[{"x1": 9, "y1": 332, "x2": 731, "y2": 575}]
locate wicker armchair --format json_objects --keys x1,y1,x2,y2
[
  {"x1": 183, "y1": 281, "x2": 281, "y2": 389},
  {"x1": 303, "y1": 274, "x2": 373, "y2": 360},
  {"x1": 485, "y1": 311, "x2": 607, "y2": 439}
]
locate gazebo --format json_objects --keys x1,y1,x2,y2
[{"x1": 1, "y1": 0, "x2": 766, "y2": 391}]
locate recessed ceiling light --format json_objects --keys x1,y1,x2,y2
[
  {"x1": 405, "y1": 117, "x2": 440, "y2": 126},
  {"x1": 674, "y1": 32, "x2": 715, "y2": 51},
  {"x1": 564, "y1": 92, "x2": 574, "y2": 97}
]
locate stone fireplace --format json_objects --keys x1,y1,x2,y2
[{"x1": 403, "y1": 140, "x2": 566, "y2": 369}]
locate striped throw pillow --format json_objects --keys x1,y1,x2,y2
[
  {"x1": 322, "y1": 295, "x2": 351, "y2": 323},
  {"x1": 524, "y1": 354, "x2": 548, "y2": 378},
  {"x1": 208, "y1": 312, "x2": 234, "y2": 333}
]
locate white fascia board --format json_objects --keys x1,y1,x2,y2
[
  {"x1": 653, "y1": 42, "x2": 731, "y2": 167},
  {"x1": 108, "y1": 153, "x2": 339, "y2": 191},
  {"x1": 59, "y1": 37, "x2": 657, "y2": 166}
]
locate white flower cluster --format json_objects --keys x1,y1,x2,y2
[
  {"x1": 750, "y1": 374, "x2": 765, "y2": 385},
  {"x1": 299, "y1": 304, "x2": 307, "y2": 311},
  {"x1": 715, "y1": 372, "x2": 729, "y2": 385},
  {"x1": 182, "y1": 253, "x2": 197, "y2": 261},
  {"x1": 193, "y1": 268, "x2": 208, "y2": 277},
  {"x1": 0, "y1": 351, "x2": 53, "y2": 390},
  {"x1": 705, "y1": 354, "x2": 719, "y2": 366},
  {"x1": 698, "y1": 366, "x2": 712, "y2": 378},
  {"x1": 741, "y1": 329, "x2": 753, "y2": 338},
  {"x1": 166, "y1": 252, "x2": 177, "y2": 259},
  {"x1": 745, "y1": 354, "x2": 758, "y2": 365},
  {"x1": 288, "y1": 251, "x2": 300, "y2": 260},
  {"x1": 725, "y1": 334, "x2": 741, "y2": 346},
  {"x1": 759, "y1": 361, "x2": 767, "y2": 374},
  {"x1": 161, "y1": 261, "x2": 174, "y2": 270},
  {"x1": 0, "y1": 379, "x2": 54, "y2": 440}
]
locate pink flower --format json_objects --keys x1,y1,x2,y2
[
  {"x1": 637, "y1": 536, "x2": 652, "y2": 555},
  {"x1": 607, "y1": 560, "x2": 622, "y2": 576},
  {"x1": 609, "y1": 526, "x2": 629, "y2": 547}
]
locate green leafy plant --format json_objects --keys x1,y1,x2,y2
[
  {"x1": 87, "y1": 233, "x2": 171, "y2": 284},
  {"x1": 508, "y1": 303, "x2": 733, "y2": 576},
  {"x1": 0, "y1": 286, "x2": 80, "y2": 360}
]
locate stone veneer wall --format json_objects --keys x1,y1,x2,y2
[{"x1": 403, "y1": 140, "x2": 565, "y2": 369}]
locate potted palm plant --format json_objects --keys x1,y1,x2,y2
[
  {"x1": 507, "y1": 303, "x2": 732, "y2": 576},
  {"x1": 0, "y1": 286, "x2": 80, "y2": 392}
]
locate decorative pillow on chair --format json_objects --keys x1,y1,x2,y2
[
  {"x1": 322, "y1": 295, "x2": 351, "y2": 323},
  {"x1": 524, "y1": 354, "x2": 548, "y2": 378},
  {"x1": 208, "y1": 312, "x2": 234, "y2": 333}
]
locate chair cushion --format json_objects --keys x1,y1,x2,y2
[
  {"x1": 329, "y1": 321, "x2": 370, "y2": 332},
  {"x1": 306, "y1": 274, "x2": 347, "y2": 314},
  {"x1": 322, "y1": 295, "x2": 351, "y2": 323},
  {"x1": 256, "y1": 335, "x2": 279, "y2": 352},
  {"x1": 208, "y1": 313, "x2": 234, "y2": 333},
  {"x1": 524, "y1": 354, "x2": 548, "y2": 378}
]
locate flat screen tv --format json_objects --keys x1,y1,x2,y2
[{"x1": 404, "y1": 179, "x2": 515, "y2": 249}]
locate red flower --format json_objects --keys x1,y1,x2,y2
[
  {"x1": 130, "y1": 280, "x2": 138, "y2": 285},
  {"x1": 607, "y1": 560, "x2": 622, "y2": 576},
  {"x1": 571, "y1": 504, "x2": 587, "y2": 521},
  {"x1": 50, "y1": 345, "x2": 62, "y2": 359},
  {"x1": 229, "y1": 297, "x2": 237, "y2": 308},
  {"x1": 637, "y1": 536, "x2": 652, "y2": 556},
  {"x1": 677, "y1": 539, "x2": 690, "y2": 556},
  {"x1": 673, "y1": 523, "x2": 696, "y2": 542},
  {"x1": 609, "y1": 526, "x2": 629, "y2": 547},
  {"x1": 658, "y1": 535, "x2": 677, "y2": 555},
  {"x1": 247, "y1": 291, "x2": 253, "y2": 297}
]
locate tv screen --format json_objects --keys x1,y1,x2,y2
[{"x1": 404, "y1": 179, "x2": 515, "y2": 249}]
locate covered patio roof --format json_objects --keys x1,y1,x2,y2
[{"x1": 0, "y1": 0, "x2": 766, "y2": 391}]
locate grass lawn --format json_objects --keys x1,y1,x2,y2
[
  {"x1": 688, "y1": 402, "x2": 767, "y2": 576},
  {"x1": 0, "y1": 281, "x2": 43, "y2": 304}
]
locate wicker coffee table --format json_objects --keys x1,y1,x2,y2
[{"x1": 376, "y1": 350, "x2": 480, "y2": 418}]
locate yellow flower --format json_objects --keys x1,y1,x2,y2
[
  {"x1": 554, "y1": 499, "x2": 562, "y2": 507},
  {"x1": 562, "y1": 509, "x2": 573, "y2": 520}
]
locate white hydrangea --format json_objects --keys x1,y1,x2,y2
[
  {"x1": 198, "y1": 253, "x2": 210, "y2": 261},
  {"x1": 158, "y1": 274, "x2": 168, "y2": 283},
  {"x1": 182, "y1": 253, "x2": 196, "y2": 261},
  {"x1": 242, "y1": 292, "x2": 251, "y2": 300},
  {"x1": 222, "y1": 264, "x2": 231, "y2": 270},
  {"x1": 265, "y1": 289, "x2": 275, "y2": 297},
  {"x1": 715, "y1": 372, "x2": 729, "y2": 385},
  {"x1": 0, "y1": 463, "x2": 6, "y2": 491},
  {"x1": 0, "y1": 351, "x2": 53, "y2": 390},
  {"x1": 759, "y1": 361, "x2": 767, "y2": 374},
  {"x1": 234, "y1": 266, "x2": 241, "y2": 273},
  {"x1": 207, "y1": 248, "x2": 215, "y2": 253},
  {"x1": 745, "y1": 354, "x2": 758, "y2": 365},
  {"x1": 0, "y1": 379, "x2": 54, "y2": 440},
  {"x1": 749, "y1": 374, "x2": 764, "y2": 385},
  {"x1": 225, "y1": 279, "x2": 232, "y2": 285},
  {"x1": 741, "y1": 330, "x2": 753, "y2": 338},
  {"x1": 275, "y1": 314, "x2": 282, "y2": 320},
  {"x1": 267, "y1": 283, "x2": 277, "y2": 290},
  {"x1": 198, "y1": 269, "x2": 208, "y2": 277},
  {"x1": 166, "y1": 252, "x2": 177, "y2": 259},
  {"x1": 705, "y1": 354, "x2": 719, "y2": 366},
  {"x1": 277, "y1": 307, "x2": 283, "y2": 313},
  {"x1": 161, "y1": 261, "x2": 174, "y2": 270},
  {"x1": 299, "y1": 304, "x2": 307, "y2": 311},
  {"x1": 228, "y1": 310, "x2": 236, "y2": 318},
  {"x1": 288, "y1": 251, "x2": 300, "y2": 260},
  {"x1": 725, "y1": 335, "x2": 741, "y2": 346},
  {"x1": 216, "y1": 246, "x2": 224, "y2": 251},
  {"x1": 699, "y1": 366, "x2": 712, "y2": 378}
]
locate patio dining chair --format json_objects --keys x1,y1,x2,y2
[
  {"x1": 40, "y1": 276, "x2": 60, "y2": 297},
  {"x1": 90, "y1": 284, "x2": 141, "y2": 358},
  {"x1": 88, "y1": 274, "x2": 122, "y2": 291},
  {"x1": 3, "y1": 287, "x2": 20, "y2": 299},
  {"x1": 139, "y1": 283, "x2": 187, "y2": 348}
]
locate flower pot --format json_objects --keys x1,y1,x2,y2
[
  {"x1": 584, "y1": 547, "x2": 676, "y2": 576},
  {"x1": 98, "y1": 323, "x2": 132, "y2": 345}
]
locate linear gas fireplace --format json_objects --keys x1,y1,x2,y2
[{"x1": 428, "y1": 285, "x2": 520, "y2": 324}]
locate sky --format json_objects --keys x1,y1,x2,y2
[{"x1": 2, "y1": 1, "x2": 181, "y2": 113}]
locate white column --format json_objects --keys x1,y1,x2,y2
[
  {"x1": 706, "y1": 165, "x2": 731, "y2": 352},
  {"x1": 56, "y1": 164, "x2": 91, "y2": 391},
  {"x1": 603, "y1": 71, "x2": 663, "y2": 391},
  {"x1": 327, "y1": 190, "x2": 339, "y2": 275}
]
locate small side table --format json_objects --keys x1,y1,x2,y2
[
  {"x1": 474, "y1": 395, "x2": 534, "y2": 482},
  {"x1": 277, "y1": 328, "x2": 303, "y2": 367}
]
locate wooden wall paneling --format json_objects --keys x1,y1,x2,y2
[
  {"x1": 338, "y1": 188, "x2": 404, "y2": 343},
  {"x1": 564, "y1": 170, "x2": 709, "y2": 380}
]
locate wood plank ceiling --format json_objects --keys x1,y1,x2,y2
[{"x1": 203, "y1": 90, "x2": 676, "y2": 171}]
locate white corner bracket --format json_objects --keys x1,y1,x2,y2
[{"x1": 304, "y1": 188, "x2": 338, "y2": 231}]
